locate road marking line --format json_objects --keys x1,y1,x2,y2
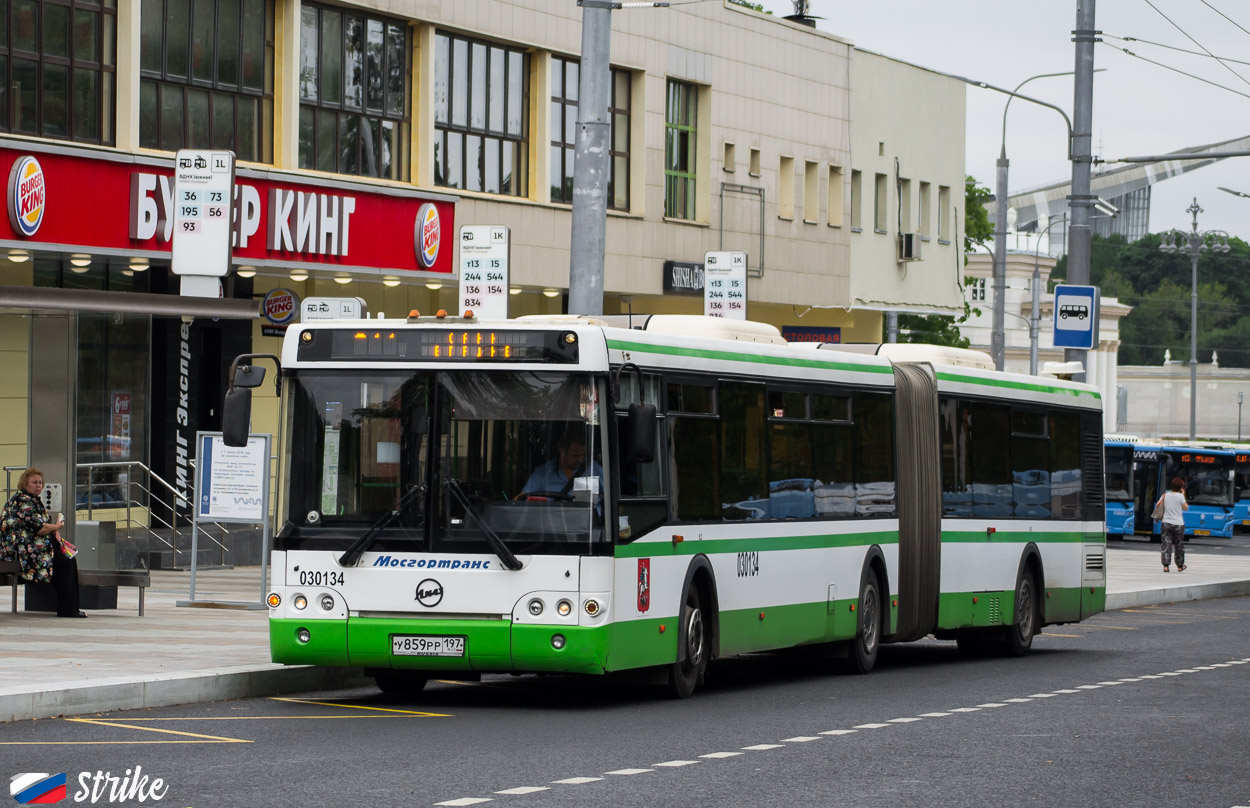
[
  {"x1": 1052, "y1": 689, "x2": 1082, "y2": 694},
  {"x1": 1004, "y1": 698, "x2": 1034, "y2": 702},
  {"x1": 552, "y1": 777, "x2": 602, "y2": 785},
  {"x1": 1175, "y1": 669, "x2": 1200, "y2": 673},
  {"x1": 1194, "y1": 666, "x2": 1217, "y2": 670},
  {"x1": 853, "y1": 723, "x2": 891, "y2": 728},
  {"x1": 887, "y1": 718, "x2": 923, "y2": 723},
  {"x1": 1040, "y1": 632, "x2": 1082, "y2": 637},
  {"x1": 269, "y1": 697, "x2": 450, "y2": 717},
  {"x1": 0, "y1": 740, "x2": 238, "y2": 746},
  {"x1": 948, "y1": 708, "x2": 980, "y2": 713},
  {"x1": 495, "y1": 787, "x2": 548, "y2": 795},
  {"x1": 63, "y1": 718, "x2": 249, "y2": 744},
  {"x1": 605, "y1": 769, "x2": 652, "y2": 776},
  {"x1": 781, "y1": 735, "x2": 821, "y2": 741},
  {"x1": 819, "y1": 729, "x2": 858, "y2": 736},
  {"x1": 1075, "y1": 685, "x2": 1102, "y2": 690},
  {"x1": 1028, "y1": 694, "x2": 1058, "y2": 698},
  {"x1": 977, "y1": 703, "x2": 1007, "y2": 707},
  {"x1": 653, "y1": 761, "x2": 699, "y2": 767},
  {"x1": 1158, "y1": 672, "x2": 1184, "y2": 676},
  {"x1": 700, "y1": 752, "x2": 744, "y2": 759},
  {"x1": 1079, "y1": 625, "x2": 1140, "y2": 630},
  {"x1": 1095, "y1": 681, "x2": 1124, "y2": 686},
  {"x1": 1210, "y1": 663, "x2": 1233, "y2": 667},
  {"x1": 435, "y1": 799, "x2": 492, "y2": 806},
  {"x1": 742, "y1": 744, "x2": 784, "y2": 751},
  {"x1": 1138, "y1": 675, "x2": 1163, "y2": 679},
  {"x1": 918, "y1": 712, "x2": 952, "y2": 717}
]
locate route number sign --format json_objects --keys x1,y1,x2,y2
[
  {"x1": 172, "y1": 149, "x2": 235, "y2": 277},
  {"x1": 704, "y1": 251, "x2": 747, "y2": 320},
  {"x1": 458, "y1": 225, "x2": 509, "y2": 320}
]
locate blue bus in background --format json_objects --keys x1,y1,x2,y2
[
  {"x1": 1132, "y1": 443, "x2": 1235, "y2": 539},
  {"x1": 1104, "y1": 438, "x2": 1135, "y2": 537},
  {"x1": 1234, "y1": 452, "x2": 1250, "y2": 531}
]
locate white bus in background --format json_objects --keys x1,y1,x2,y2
[{"x1": 223, "y1": 313, "x2": 1106, "y2": 698}]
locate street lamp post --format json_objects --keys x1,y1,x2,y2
[
  {"x1": 1159, "y1": 198, "x2": 1231, "y2": 441},
  {"x1": 1238, "y1": 391, "x2": 1244, "y2": 442}
]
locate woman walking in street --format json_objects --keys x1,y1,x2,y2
[{"x1": 1156, "y1": 477, "x2": 1189, "y2": 573}]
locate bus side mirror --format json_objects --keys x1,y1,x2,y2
[
  {"x1": 626, "y1": 403, "x2": 657, "y2": 465},
  {"x1": 222, "y1": 388, "x2": 253, "y2": 447},
  {"x1": 233, "y1": 365, "x2": 266, "y2": 389}
]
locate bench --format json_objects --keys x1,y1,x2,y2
[{"x1": 1, "y1": 561, "x2": 151, "y2": 616}]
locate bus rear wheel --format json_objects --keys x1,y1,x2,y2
[
  {"x1": 842, "y1": 572, "x2": 882, "y2": 674},
  {"x1": 373, "y1": 671, "x2": 429, "y2": 696},
  {"x1": 1001, "y1": 568, "x2": 1038, "y2": 657},
  {"x1": 666, "y1": 587, "x2": 707, "y2": 698}
]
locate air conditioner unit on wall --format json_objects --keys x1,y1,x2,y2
[{"x1": 898, "y1": 233, "x2": 922, "y2": 262}]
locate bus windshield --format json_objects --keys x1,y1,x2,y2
[
  {"x1": 284, "y1": 369, "x2": 608, "y2": 555},
  {"x1": 1173, "y1": 456, "x2": 1234, "y2": 507},
  {"x1": 1104, "y1": 446, "x2": 1133, "y2": 501}
]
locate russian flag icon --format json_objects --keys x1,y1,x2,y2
[{"x1": 10, "y1": 773, "x2": 66, "y2": 804}]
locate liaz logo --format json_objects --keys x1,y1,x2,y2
[
  {"x1": 11, "y1": 773, "x2": 66, "y2": 804},
  {"x1": 415, "y1": 202, "x2": 441, "y2": 268},
  {"x1": 415, "y1": 578, "x2": 444, "y2": 607},
  {"x1": 8, "y1": 156, "x2": 46, "y2": 237}
]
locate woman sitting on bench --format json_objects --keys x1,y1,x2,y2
[{"x1": 0, "y1": 467, "x2": 85, "y2": 618}]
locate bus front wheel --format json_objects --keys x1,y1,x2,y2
[{"x1": 666, "y1": 587, "x2": 707, "y2": 698}]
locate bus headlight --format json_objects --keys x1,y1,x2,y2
[
  {"x1": 319, "y1": 594, "x2": 335, "y2": 611},
  {"x1": 557, "y1": 599, "x2": 572, "y2": 617},
  {"x1": 528, "y1": 598, "x2": 544, "y2": 616},
  {"x1": 584, "y1": 599, "x2": 601, "y2": 617},
  {"x1": 293, "y1": 595, "x2": 308, "y2": 611}
]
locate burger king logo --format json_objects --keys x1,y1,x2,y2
[
  {"x1": 8, "y1": 156, "x2": 46, "y2": 237},
  {"x1": 262, "y1": 288, "x2": 298, "y2": 325},
  {"x1": 415, "y1": 202, "x2": 441, "y2": 269}
]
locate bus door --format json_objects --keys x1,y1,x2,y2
[{"x1": 1132, "y1": 449, "x2": 1162, "y2": 535}]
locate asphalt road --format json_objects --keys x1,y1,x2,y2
[{"x1": 3, "y1": 598, "x2": 1249, "y2": 808}]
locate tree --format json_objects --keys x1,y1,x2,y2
[
  {"x1": 727, "y1": 0, "x2": 772, "y2": 12},
  {"x1": 898, "y1": 175, "x2": 992, "y2": 348}
]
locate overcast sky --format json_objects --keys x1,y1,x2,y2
[{"x1": 753, "y1": 0, "x2": 1250, "y2": 241}]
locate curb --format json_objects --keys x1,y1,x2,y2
[
  {"x1": 1106, "y1": 579, "x2": 1250, "y2": 610},
  {"x1": 0, "y1": 665, "x2": 370, "y2": 723}
]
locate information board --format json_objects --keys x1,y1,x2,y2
[
  {"x1": 458, "y1": 225, "x2": 509, "y2": 320},
  {"x1": 301, "y1": 297, "x2": 367, "y2": 321},
  {"x1": 195, "y1": 432, "x2": 269, "y2": 525},
  {"x1": 703, "y1": 251, "x2": 747, "y2": 319},
  {"x1": 1052, "y1": 284, "x2": 1098, "y2": 350},
  {"x1": 172, "y1": 150, "x2": 235, "y2": 277}
]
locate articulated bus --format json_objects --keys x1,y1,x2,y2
[
  {"x1": 223, "y1": 314, "x2": 1106, "y2": 698},
  {"x1": 1131, "y1": 443, "x2": 1235, "y2": 539},
  {"x1": 1104, "y1": 437, "x2": 1136, "y2": 538}
]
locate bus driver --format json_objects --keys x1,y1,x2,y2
[{"x1": 521, "y1": 430, "x2": 603, "y2": 498}]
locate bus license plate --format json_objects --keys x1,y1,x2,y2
[
  {"x1": 392, "y1": 635, "x2": 465, "y2": 657},
  {"x1": 1194, "y1": 529, "x2": 1210, "y2": 536}
]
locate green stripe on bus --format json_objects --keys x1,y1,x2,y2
[
  {"x1": 940, "y1": 531, "x2": 1097, "y2": 544},
  {"x1": 605, "y1": 339, "x2": 894, "y2": 375},
  {"x1": 614, "y1": 530, "x2": 899, "y2": 558},
  {"x1": 935, "y1": 371, "x2": 1102, "y2": 401}
]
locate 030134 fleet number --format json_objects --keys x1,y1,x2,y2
[
  {"x1": 297, "y1": 570, "x2": 344, "y2": 587},
  {"x1": 737, "y1": 551, "x2": 759, "y2": 577}
]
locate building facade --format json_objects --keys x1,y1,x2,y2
[{"x1": 0, "y1": 0, "x2": 967, "y2": 543}]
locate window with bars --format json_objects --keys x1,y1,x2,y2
[
  {"x1": 1, "y1": 0, "x2": 117, "y2": 144},
  {"x1": 549, "y1": 56, "x2": 630, "y2": 210},
  {"x1": 139, "y1": 0, "x2": 273, "y2": 162},
  {"x1": 664, "y1": 79, "x2": 697, "y2": 220},
  {"x1": 298, "y1": 3, "x2": 410, "y2": 180},
  {"x1": 433, "y1": 31, "x2": 528, "y2": 197}
]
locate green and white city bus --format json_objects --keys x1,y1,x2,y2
[{"x1": 223, "y1": 313, "x2": 1106, "y2": 698}]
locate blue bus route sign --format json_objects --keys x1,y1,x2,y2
[{"x1": 1052, "y1": 284, "x2": 1098, "y2": 350}]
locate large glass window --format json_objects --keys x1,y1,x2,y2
[
  {"x1": 1, "y1": 0, "x2": 117, "y2": 143},
  {"x1": 298, "y1": 3, "x2": 410, "y2": 180},
  {"x1": 139, "y1": 0, "x2": 273, "y2": 162},
  {"x1": 664, "y1": 79, "x2": 697, "y2": 220},
  {"x1": 434, "y1": 31, "x2": 528, "y2": 196},
  {"x1": 549, "y1": 56, "x2": 630, "y2": 210}
]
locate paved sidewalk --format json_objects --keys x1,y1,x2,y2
[{"x1": 3, "y1": 547, "x2": 1250, "y2": 723}]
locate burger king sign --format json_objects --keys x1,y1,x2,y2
[
  {"x1": 262, "y1": 288, "x2": 298, "y2": 326},
  {"x1": 415, "y1": 202, "x2": 441, "y2": 269},
  {"x1": 8, "y1": 156, "x2": 45, "y2": 237}
]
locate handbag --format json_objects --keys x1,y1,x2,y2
[
  {"x1": 1151, "y1": 498, "x2": 1165, "y2": 522},
  {"x1": 54, "y1": 534, "x2": 77, "y2": 558}
]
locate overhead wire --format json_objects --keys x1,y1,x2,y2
[
  {"x1": 1099, "y1": 42, "x2": 1250, "y2": 101},
  {"x1": 1141, "y1": 0, "x2": 1250, "y2": 89},
  {"x1": 1197, "y1": 0, "x2": 1250, "y2": 39},
  {"x1": 1102, "y1": 33, "x2": 1250, "y2": 68}
]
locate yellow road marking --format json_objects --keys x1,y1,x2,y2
[
  {"x1": 1040, "y1": 632, "x2": 1082, "y2": 637},
  {"x1": 64, "y1": 718, "x2": 250, "y2": 743},
  {"x1": 0, "y1": 740, "x2": 241, "y2": 745},
  {"x1": 88, "y1": 715, "x2": 413, "y2": 721},
  {"x1": 1078, "y1": 624, "x2": 1141, "y2": 630},
  {"x1": 269, "y1": 697, "x2": 450, "y2": 717}
]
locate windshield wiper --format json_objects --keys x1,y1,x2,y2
[
  {"x1": 338, "y1": 483, "x2": 427, "y2": 567},
  {"x1": 444, "y1": 477, "x2": 523, "y2": 571}
]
